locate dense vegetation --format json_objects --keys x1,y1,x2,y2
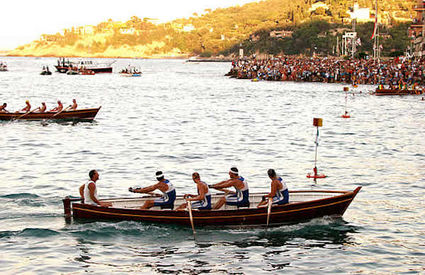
[
  {"x1": 9, "y1": 0, "x2": 416, "y2": 57},
  {"x1": 221, "y1": 21, "x2": 412, "y2": 57}
]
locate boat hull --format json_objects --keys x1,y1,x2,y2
[
  {"x1": 55, "y1": 66, "x2": 112, "y2": 74},
  {"x1": 0, "y1": 107, "x2": 101, "y2": 121},
  {"x1": 375, "y1": 89, "x2": 423, "y2": 96},
  {"x1": 67, "y1": 187, "x2": 361, "y2": 227}
]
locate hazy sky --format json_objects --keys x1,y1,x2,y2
[{"x1": 0, "y1": 0, "x2": 258, "y2": 50}]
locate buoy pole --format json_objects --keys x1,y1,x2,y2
[
  {"x1": 342, "y1": 87, "x2": 350, "y2": 118},
  {"x1": 307, "y1": 118, "x2": 327, "y2": 183}
]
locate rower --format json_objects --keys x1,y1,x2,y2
[
  {"x1": 49, "y1": 100, "x2": 63, "y2": 112},
  {"x1": 210, "y1": 167, "x2": 249, "y2": 209},
  {"x1": 0, "y1": 103, "x2": 9, "y2": 113},
  {"x1": 257, "y1": 169, "x2": 289, "y2": 207},
  {"x1": 34, "y1": 102, "x2": 46, "y2": 113},
  {"x1": 20, "y1": 100, "x2": 31, "y2": 113},
  {"x1": 176, "y1": 172, "x2": 211, "y2": 210},
  {"x1": 78, "y1": 170, "x2": 112, "y2": 207},
  {"x1": 66, "y1": 99, "x2": 77, "y2": 111},
  {"x1": 129, "y1": 171, "x2": 176, "y2": 210}
]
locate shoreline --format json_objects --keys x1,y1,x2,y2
[{"x1": 2, "y1": 53, "x2": 234, "y2": 62}]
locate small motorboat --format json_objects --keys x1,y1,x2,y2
[
  {"x1": 40, "y1": 66, "x2": 52, "y2": 75},
  {"x1": 63, "y1": 186, "x2": 361, "y2": 227},
  {"x1": 120, "y1": 66, "x2": 142, "y2": 77},
  {"x1": 0, "y1": 62, "x2": 8, "y2": 72}
]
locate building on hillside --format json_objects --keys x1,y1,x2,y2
[
  {"x1": 409, "y1": 0, "x2": 425, "y2": 58},
  {"x1": 308, "y1": 2, "x2": 329, "y2": 12},
  {"x1": 269, "y1": 30, "x2": 293, "y2": 38},
  {"x1": 120, "y1": 28, "x2": 135, "y2": 35},
  {"x1": 171, "y1": 23, "x2": 196, "y2": 32},
  {"x1": 183, "y1": 24, "x2": 195, "y2": 32},
  {"x1": 80, "y1": 26, "x2": 94, "y2": 36},
  {"x1": 348, "y1": 3, "x2": 373, "y2": 23}
]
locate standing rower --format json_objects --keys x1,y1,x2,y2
[{"x1": 129, "y1": 171, "x2": 176, "y2": 209}]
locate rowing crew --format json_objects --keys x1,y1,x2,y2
[
  {"x1": 79, "y1": 167, "x2": 289, "y2": 210},
  {"x1": 0, "y1": 99, "x2": 78, "y2": 113}
]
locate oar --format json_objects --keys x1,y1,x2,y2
[
  {"x1": 41, "y1": 109, "x2": 65, "y2": 125},
  {"x1": 186, "y1": 198, "x2": 196, "y2": 236},
  {"x1": 208, "y1": 185, "x2": 234, "y2": 195},
  {"x1": 16, "y1": 109, "x2": 36, "y2": 119},
  {"x1": 51, "y1": 108, "x2": 65, "y2": 118},
  {"x1": 8, "y1": 109, "x2": 35, "y2": 124},
  {"x1": 266, "y1": 197, "x2": 273, "y2": 227}
]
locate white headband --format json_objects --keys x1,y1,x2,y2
[
  {"x1": 229, "y1": 169, "x2": 238, "y2": 174},
  {"x1": 156, "y1": 173, "x2": 164, "y2": 178}
]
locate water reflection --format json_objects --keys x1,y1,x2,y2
[{"x1": 64, "y1": 217, "x2": 359, "y2": 273}]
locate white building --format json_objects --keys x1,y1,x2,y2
[{"x1": 348, "y1": 3, "x2": 372, "y2": 22}]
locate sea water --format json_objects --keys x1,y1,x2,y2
[{"x1": 0, "y1": 57, "x2": 424, "y2": 273}]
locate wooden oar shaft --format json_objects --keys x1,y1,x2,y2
[
  {"x1": 266, "y1": 197, "x2": 273, "y2": 227},
  {"x1": 16, "y1": 108, "x2": 37, "y2": 120},
  {"x1": 186, "y1": 199, "x2": 196, "y2": 235}
]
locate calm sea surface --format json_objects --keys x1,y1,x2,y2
[{"x1": 0, "y1": 57, "x2": 424, "y2": 274}]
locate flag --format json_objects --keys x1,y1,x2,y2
[
  {"x1": 371, "y1": 15, "x2": 378, "y2": 40},
  {"x1": 371, "y1": 0, "x2": 378, "y2": 40}
]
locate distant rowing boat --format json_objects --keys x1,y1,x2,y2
[
  {"x1": 63, "y1": 187, "x2": 361, "y2": 227},
  {"x1": 375, "y1": 88, "x2": 423, "y2": 96},
  {"x1": 0, "y1": 107, "x2": 101, "y2": 121}
]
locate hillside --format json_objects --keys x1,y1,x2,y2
[{"x1": 8, "y1": 0, "x2": 416, "y2": 58}]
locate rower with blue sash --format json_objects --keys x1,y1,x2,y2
[
  {"x1": 176, "y1": 172, "x2": 211, "y2": 210},
  {"x1": 210, "y1": 167, "x2": 250, "y2": 209},
  {"x1": 129, "y1": 171, "x2": 176, "y2": 209},
  {"x1": 258, "y1": 169, "x2": 289, "y2": 207}
]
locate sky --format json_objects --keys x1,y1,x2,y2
[{"x1": 0, "y1": 0, "x2": 259, "y2": 50}]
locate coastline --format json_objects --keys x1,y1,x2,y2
[{"x1": 2, "y1": 52, "x2": 234, "y2": 62}]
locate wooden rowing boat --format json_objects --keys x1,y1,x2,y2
[
  {"x1": 63, "y1": 187, "x2": 361, "y2": 227},
  {"x1": 375, "y1": 88, "x2": 423, "y2": 96},
  {"x1": 0, "y1": 107, "x2": 101, "y2": 121}
]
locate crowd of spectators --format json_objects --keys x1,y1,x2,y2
[{"x1": 226, "y1": 56, "x2": 425, "y2": 87}]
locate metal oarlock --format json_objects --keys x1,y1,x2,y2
[{"x1": 307, "y1": 118, "x2": 327, "y2": 183}]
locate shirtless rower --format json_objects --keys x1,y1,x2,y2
[
  {"x1": 78, "y1": 170, "x2": 112, "y2": 207},
  {"x1": 33, "y1": 102, "x2": 47, "y2": 113},
  {"x1": 0, "y1": 103, "x2": 9, "y2": 113},
  {"x1": 49, "y1": 100, "x2": 63, "y2": 112},
  {"x1": 20, "y1": 100, "x2": 31, "y2": 113},
  {"x1": 66, "y1": 99, "x2": 77, "y2": 111},
  {"x1": 257, "y1": 169, "x2": 289, "y2": 207},
  {"x1": 129, "y1": 171, "x2": 176, "y2": 210},
  {"x1": 210, "y1": 167, "x2": 249, "y2": 209},
  {"x1": 176, "y1": 172, "x2": 211, "y2": 210}
]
